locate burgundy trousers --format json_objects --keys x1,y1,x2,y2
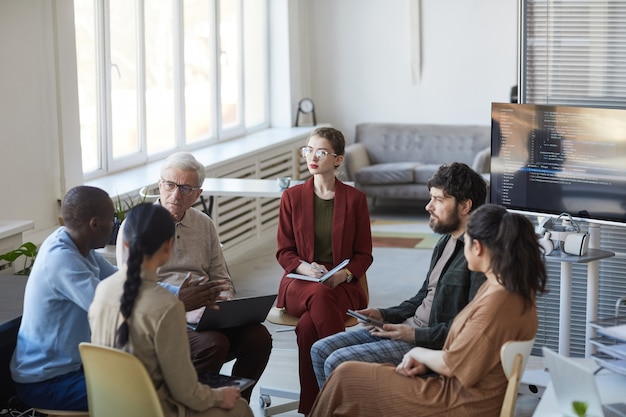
[{"x1": 284, "y1": 280, "x2": 366, "y2": 414}]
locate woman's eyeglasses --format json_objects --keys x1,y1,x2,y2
[
  {"x1": 301, "y1": 147, "x2": 338, "y2": 161},
  {"x1": 159, "y1": 178, "x2": 200, "y2": 196}
]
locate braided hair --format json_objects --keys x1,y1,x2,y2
[{"x1": 116, "y1": 203, "x2": 175, "y2": 348}]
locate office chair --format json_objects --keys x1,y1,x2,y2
[
  {"x1": 78, "y1": 343, "x2": 165, "y2": 417},
  {"x1": 2, "y1": 321, "x2": 88, "y2": 417},
  {"x1": 499, "y1": 338, "x2": 535, "y2": 417},
  {"x1": 259, "y1": 275, "x2": 369, "y2": 416}
]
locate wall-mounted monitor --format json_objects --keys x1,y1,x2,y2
[{"x1": 490, "y1": 102, "x2": 626, "y2": 226}]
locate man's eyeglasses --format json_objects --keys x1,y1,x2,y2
[
  {"x1": 301, "y1": 147, "x2": 338, "y2": 161},
  {"x1": 159, "y1": 178, "x2": 200, "y2": 196}
]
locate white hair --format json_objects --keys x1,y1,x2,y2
[{"x1": 160, "y1": 152, "x2": 205, "y2": 186}]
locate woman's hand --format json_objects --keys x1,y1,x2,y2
[
  {"x1": 324, "y1": 268, "x2": 352, "y2": 288},
  {"x1": 396, "y1": 346, "x2": 452, "y2": 377},
  {"x1": 217, "y1": 386, "x2": 241, "y2": 409},
  {"x1": 296, "y1": 261, "x2": 327, "y2": 278}
]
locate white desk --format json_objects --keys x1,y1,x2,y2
[
  {"x1": 532, "y1": 359, "x2": 626, "y2": 416},
  {"x1": 201, "y1": 178, "x2": 302, "y2": 198},
  {"x1": 141, "y1": 178, "x2": 308, "y2": 201},
  {"x1": 0, "y1": 220, "x2": 34, "y2": 242}
]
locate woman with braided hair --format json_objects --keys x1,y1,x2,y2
[{"x1": 89, "y1": 203, "x2": 252, "y2": 417}]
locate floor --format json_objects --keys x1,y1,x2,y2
[{"x1": 224, "y1": 201, "x2": 541, "y2": 416}]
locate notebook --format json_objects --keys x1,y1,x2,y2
[
  {"x1": 286, "y1": 259, "x2": 350, "y2": 282},
  {"x1": 542, "y1": 346, "x2": 626, "y2": 417},
  {"x1": 187, "y1": 294, "x2": 277, "y2": 332},
  {"x1": 198, "y1": 371, "x2": 255, "y2": 392}
]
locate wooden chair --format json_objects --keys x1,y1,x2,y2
[
  {"x1": 78, "y1": 343, "x2": 165, "y2": 417},
  {"x1": 499, "y1": 338, "x2": 535, "y2": 417},
  {"x1": 259, "y1": 274, "x2": 369, "y2": 416}
]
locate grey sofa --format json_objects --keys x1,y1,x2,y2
[{"x1": 344, "y1": 123, "x2": 491, "y2": 202}]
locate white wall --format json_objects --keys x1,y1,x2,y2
[
  {"x1": 0, "y1": 0, "x2": 517, "y2": 242},
  {"x1": 0, "y1": 1, "x2": 66, "y2": 242},
  {"x1": 303, "y1": 0, "x2": 518, "y2": 139}
]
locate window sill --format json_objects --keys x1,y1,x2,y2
[{"x1": 85, "y1": 126, "x2": 317, "y2": 198}]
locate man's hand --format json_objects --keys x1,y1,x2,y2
[
  {"x1": 178, "y1": 276, "x2": 231, "y2": 311},
  {"x1": 370, "y1": 322, "x2": 415, "y2": 342},
  {"x1": 216, "y1": 386, "x2": 241, "y2": 409}
]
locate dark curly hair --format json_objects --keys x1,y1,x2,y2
[{"x1": 427, "y1": 162, "x2": 487, "y2": 212}]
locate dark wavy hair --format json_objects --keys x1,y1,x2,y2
[
  {"x1": 465, "y1": 204, "x2": 547, "y2": 310},
  {"x1": 427, "y1": 162, "x2": 487, "y2": 212},
  {"x1": 116, "y1": 203, "x2": 175, "y2": 348}
]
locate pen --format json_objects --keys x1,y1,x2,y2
[{"x1": 299, "y1": 260, "x2": 326, "y2": 274}]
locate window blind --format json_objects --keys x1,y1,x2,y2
[
  {"x1": 521, "y1": 0, "x2": 626, "y2": 108},
  {"x1": 521, "y1": 0, "x2": 626, "y2": 357}
]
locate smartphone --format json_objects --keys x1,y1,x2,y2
[{"x1": 346, "y1": 309, "x2": 385, "y2": 328}]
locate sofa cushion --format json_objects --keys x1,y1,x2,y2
[
  {"x1": 355, "y1": 162, "x2": 417, "y2": 185},
  {"x1": 354, "y1": 123, "x2": 491, "y2": 167},
  {"x1": 413, "y1": 164, "x2": 441, "y2": 184}
]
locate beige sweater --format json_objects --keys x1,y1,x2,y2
[{"x1": 89, "y1": 267, "x2": 227, "y2": 416}]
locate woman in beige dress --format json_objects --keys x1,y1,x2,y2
[
  {"x1": 308, "y1": 204, "x2": 548, "y2": 417},
  {"x1": 89, "y1": 203, "x2": 252, "y2": 417}
]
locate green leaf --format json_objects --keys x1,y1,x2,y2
[
  {"x1": 113, "y1": 193, "x2": 147, "y2": 222},
  {"x1": 0, "y1": 242, "x2": 37, "y2": 262},
  {"x1": 0, "y1": 242, "x2": 38, "y2": 275},
  {"x1": 572, "y1": 401, "x2": 588, "y2": 417}
]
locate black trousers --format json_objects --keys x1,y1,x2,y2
[{"x1": 187, "y1": 323, "x2": 272, "y2": 402}]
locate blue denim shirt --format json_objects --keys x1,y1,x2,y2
[{"x1": 379, "y1": 233, "x2": 486, "y2": 350}]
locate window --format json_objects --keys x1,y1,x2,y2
[
  {"x1": 520, "y1": 0, "x2": 626, "y2": 358},
  {"x1": 521, "y1": 0, "x2": 626, "y2": 108},
  {"x1": 74, "y1": 0, "x2": 269, "y2": 177}
]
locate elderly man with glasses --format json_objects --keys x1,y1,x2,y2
[{"x1": 116, "y1": 151, "x2": 272, "y2": 403}]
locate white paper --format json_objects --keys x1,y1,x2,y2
[
  {"x1": 287, "y1": 259, "x2": 350, "y2": 283},
  {"x1": 598, "y1": 324, "x2": 626, "y2": 342}
]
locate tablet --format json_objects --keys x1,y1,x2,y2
[{"x1": 346, "y1": 309, "x2": 385, "y2": 328}]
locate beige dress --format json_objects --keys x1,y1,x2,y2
[
  {"x1": 308, "y1": 282, "x2": 537, "y2": 417},
  {"x1": 88, "y1": 267, "x2": 252, "y2": 417}
]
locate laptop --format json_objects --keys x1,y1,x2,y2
[
  {"x1": 542, "y1": 346, "x2": 626, "y2": 417},
  {"x1": 187, "y1": 294, "x2": 277, "y2": 332},
  {"x1": 198, "y1": 371, "x2": 255, "y2": 392}
]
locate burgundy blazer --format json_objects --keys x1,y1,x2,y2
[{"x1": 276, "y1": 178, "x2": 373, "y2": 308}]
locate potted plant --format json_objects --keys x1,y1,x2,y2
[
  {"x1": 0, "y1": 242, "x2": 38, "y2": 275},
  {"x1": 110, "y1": 193, "x2": 147, "y2": 244}
]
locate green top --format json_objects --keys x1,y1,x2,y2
[{"x1": 313, "y1": 194, "x2": 334, "y2": 264}]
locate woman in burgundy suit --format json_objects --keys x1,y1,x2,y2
[{"x1": 276, "y1": 127, "x2": 373, "y2": 414}]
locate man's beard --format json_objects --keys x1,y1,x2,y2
[{"x1": 429, "y1": 206, "x2": 461, "y2": 235}]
